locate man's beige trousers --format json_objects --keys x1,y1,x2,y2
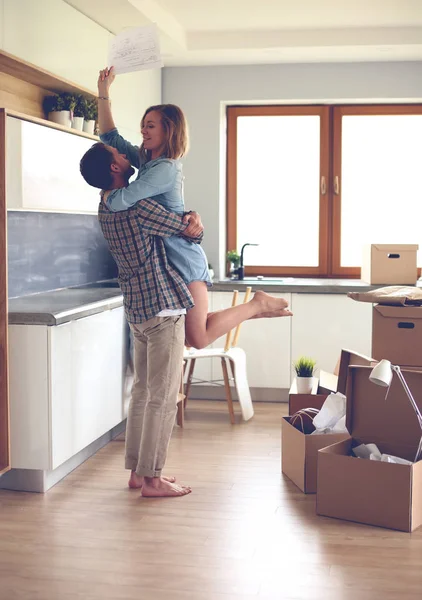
[{"x1": 125, "y1": 315, "x2": 185, "y2": 477}]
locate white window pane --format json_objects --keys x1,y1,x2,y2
[
  {"x1": 236, "y1": 115, "x2": 320, "y2": 267},
  {"x1": 341, "y1": 115, "x2": 422, "y2": 268}
]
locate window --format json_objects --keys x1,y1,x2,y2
[{"x1": 227, "y1": 104, "x2": 422, "y2": 278}]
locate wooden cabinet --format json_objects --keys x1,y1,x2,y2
[
  {"x1": 8, "y1": 307, "x2": 126, "y2": 471},
  {"x1": 0, "y1": 110, "x2": 9, "y2": 475}
]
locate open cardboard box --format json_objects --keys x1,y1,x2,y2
[
  {"x1": 282, "y1": 349, "x2": 375, "y2": 494},
  {"x1": 372, "y1": 305, "x2": 422, "y2": 367},
  {"x1": 317, "y1": 365, "x2": 422, "y2": 532}
]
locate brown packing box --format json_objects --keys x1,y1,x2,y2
[
  {"x1": 317, "y1": 365, "x2": 422, "y2": 532},
  {"x1": 282, "y1": 350, "x2": 375, "y2": 494},
  {"x1": 361, "y1": 244, "x2": 418, "y2": 285},
  {"x1": 372, "y1": 305, "x2": 422, "y2": 367}
]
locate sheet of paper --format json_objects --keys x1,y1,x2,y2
[{"x1": 108, "y1": 25, "x2": 163, "y2": 74}]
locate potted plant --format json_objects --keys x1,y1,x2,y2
[
  {"x1": 293, "y1": 356, "x2": 317, "y2": 393},
  {"x1": 72, "y1": 94, "x2": 86, "y2": 131},
  {"x1": 208, "y1": 263, "x2": 214, "y2": 281},
  {"x1": 43, "y1": 92, "x2": 75, "y2": 127},
  {"x1": 82, "y1": 97, "x2": 98, "y2": 135},
  {"x1": 226, "y1": 249, "x2": 240, "y2": 278}
]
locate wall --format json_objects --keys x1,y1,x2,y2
[
  {"x1": 162, "y1": 62, "x2": 422, "y2": 277},
  {"x1": 7, "y1": 211, "x2": 117, "y2": 298},
  {"x1": 0, "y1": 0, "x2": 161, "y2": 143}
]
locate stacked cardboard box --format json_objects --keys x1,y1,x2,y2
[
  {"x1": 361, "y1": 244, "x2": 418, "y2": 285},
  {"x1": 317, "y1": 365, "x2": 422, "y2": 532},
  {"x1": 372, "y1": 304, "x2": 422, "y2": 367},
  {"x1": 316, "y1": 255, "x2": 422, "y2": 530}
]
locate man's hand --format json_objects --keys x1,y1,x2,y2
[
  {"x1": 183, "y1": 211, "x2": 204, "y2": 238},
  {"x1": 98, "y1": 66, "x2": 115, "y2": 97}
]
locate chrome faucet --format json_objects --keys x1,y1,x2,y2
[{"x1": 236, "y1": 243, "x2": 259, "y2": 280}]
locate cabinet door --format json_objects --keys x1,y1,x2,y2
[
  {"x1": 49, "y1": 322, "x2": 73, "y2": 469},
  {"x1": 8, "y1": 325, "x2": 50, "y2": 470},
  {"x1": 211, "y1": 291, "x2": 292, "y2": 389},
  {"x1": 69, "y1": 307, "x2": 125, "y2": 455},
  {"x1": 291, "y1": 293, "x2": 372, "y2": 377},
  {"x1": 6, "y1": 117, "x2": 100, "y2": 213}
]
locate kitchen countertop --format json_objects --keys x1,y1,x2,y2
[
  {"x1": 211, "y1": 278, "x2": 391, "y2": 294},
  {"x1": 8, "y1": 285, "x2": 123, "y2": 326},
  {"x1": 9, "y1": 277, "x2": 421, "y2": 326}
]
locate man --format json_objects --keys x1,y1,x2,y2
[{"x1": 80, "y1": 142, "x2": 203, "y2": 498}]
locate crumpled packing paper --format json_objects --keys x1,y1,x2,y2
[
  {"x1": 310, "y1": 392, "x2": 348, "y2": 435},
  {"x1": 353, "y1": 442, "x2": 413, "y2": 465}
]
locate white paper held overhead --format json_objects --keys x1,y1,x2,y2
[{"x1": 108, "y1": 25, "x2": 163, "y2": 74}]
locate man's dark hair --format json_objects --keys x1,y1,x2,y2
[{"x1": 80, "y1": 142, "x2": 114, "y2": 190}]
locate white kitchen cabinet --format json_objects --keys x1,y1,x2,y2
[
  {"x1": 6, "y1": 117, "x2": 100, "y2": 214},
  {"x1": 290, "y1": 293, "x2": 372, "y2": 377},
  {"x1": 211, "y1": 291, "x2": 292, "y2": 389},
  {"x1": 8, "y1": 307, "x2": 126, "y2": 472}
]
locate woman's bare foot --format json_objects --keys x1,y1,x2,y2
[
  {"x1": 251, "y1": 291, "x2": 289, "y2": 314},
  {"x1": 141, "y1": 476, "x2": 192, "y2": 498},
  {"x1": 252, "y1": 308, "x2": 293, "y2": 319},
  {"x1": 128, "y1": 471, "x2": 176, "y2": 489}
]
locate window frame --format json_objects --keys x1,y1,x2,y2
[{"x1": 227, "y1": 103, "x2": 422, "y2": 279}]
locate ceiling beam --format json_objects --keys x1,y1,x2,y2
[{"x1": 128, "y1": 0, "x2": 187, "y2": 50}]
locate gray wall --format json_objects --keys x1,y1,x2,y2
[
  {"x1": 8, "y1": 211, "x2": 117, "y2": 298},
  {"x1": 163, "y1": 61, "x2": 422, "y2": 278}
]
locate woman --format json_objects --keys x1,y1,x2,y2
[{"x1": 97, "y1": 67, "x2": 293, "y2": 349}]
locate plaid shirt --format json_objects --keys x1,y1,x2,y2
[{"x1": 98, "y1": 197, "x2": 201, "y2": 324}]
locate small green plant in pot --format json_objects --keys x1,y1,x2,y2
[
  {"x1": 43, "y1": 92, "x2": 73, "y2": 127},
  {"x1": 293, "y1": 356, "x2": 316, "y2": 393},
  {"x1": 227, "y1": 249, "x2": 240, "y2": 278},
  {"x1": 72, "y1": 94, "x2": 86, "y2": 131},
  {"x1": 82, "y1": 97, "x2": 98, "y2": 134}
]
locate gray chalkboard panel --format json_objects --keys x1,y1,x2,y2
[{"x1": 8, "y1": 211, "x2": 117, "y2": 298}]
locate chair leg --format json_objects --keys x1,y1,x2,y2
[
  {"x1": 221, "y1": 357, "x2": 235, "y2": 425},
  {"x1": 176, "y1": 369, "x2": 185, "y2": 427},
  {"x1": 176, "y1": 399, "x2": 184, "y2": 427},
  {"x1": 184, "y1": 358, "x2": 196, "y2": 407}
]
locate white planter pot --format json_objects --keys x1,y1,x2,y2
[
  {"x1": 83, "y1": 120, "x2": 96, "y2": 135},
  {"x1": 208, "y1": 268, "x2": 214, "y2": 281},
  {"x1": 72, "y1": 116, "x2": 84, "y2": 131},
  {"x1": 296, "y1": 376, "x2": 314, "y2": 394},
  {"x1": 48, "y1": 110, "x2": 71, "y2": 127}
]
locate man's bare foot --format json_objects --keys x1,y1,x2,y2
[
  {"x1": 141, "y1": 476, "x2": 192, "y2": 498},
  {"x1": 251, "y1": 291, "x2": 289, "y2": 314},
  {"x1": 128, "y1": 471, "x2": 176, "y2": 489},
  {"x1": 251, "y1": 308, "x2": 293, "y2": 319}
]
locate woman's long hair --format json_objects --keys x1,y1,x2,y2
[{"x1": 140, "y1": 104, "x2": 189, "y2": 162}]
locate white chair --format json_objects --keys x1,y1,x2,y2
[{"x1": 183, "y1": 288, "x2": 254, "y2": 424}]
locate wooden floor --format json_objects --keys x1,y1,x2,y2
[{"x1": 1, "y1": 401, "x2": 422, "y2": 600}]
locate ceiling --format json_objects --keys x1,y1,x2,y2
[{"x1": 64, "y1": 0, "x2": 422, "y2": 66}]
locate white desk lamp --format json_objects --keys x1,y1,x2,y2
[{"x1": 369, "y1": 359, "x2": 422, "y2": 462}]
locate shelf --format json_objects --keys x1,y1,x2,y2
[
  {"x1": 0, "y1": 49, "x2": 97, "y2": 99},
  {"x1": 4, "y1": 109, "x2": 100, "y2": 142}
]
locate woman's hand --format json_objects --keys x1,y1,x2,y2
[
  {"x1": 98, "y1": 66, "x2": 115, "y2": 97},
  {"x1": 183, "y1": 211, "x2": 204, "y2": 238}
]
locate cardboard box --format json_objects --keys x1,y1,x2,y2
[
  {"x1": 361, "y1": 244, "x2": 418, "y2": 285},
  {"x1": 282, "y1": 349, "x2": 374, "y2": 494},
  {"x1": 317, "y1": 365, "x2": 422, "y2": 532},
  {"x1": 372, "y1": 305, "x2": 422, "y2": 367}
]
